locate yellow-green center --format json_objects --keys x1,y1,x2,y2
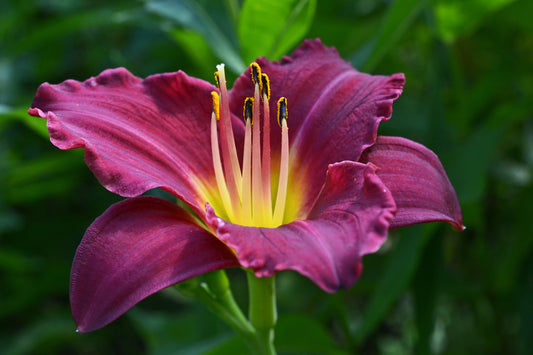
[{"x1": 210, "y1": 63, "x2": 289, "y2": 228}]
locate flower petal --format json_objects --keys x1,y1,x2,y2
[
  {"x1": 230, "y1": 39, "x2": 405, "y2": 218},
  {"x1": 206, "y1": 162, "x2": 396, "y2": 292},
  {"x1": 28, "y1": 68, "x2": 237, "y2": 215},
  {"x1": 70, "y1": 196, "x2": 238, "y2": 332},
  {"x1": 360, "y1": 136, "x2": 464, "y2": 230}
]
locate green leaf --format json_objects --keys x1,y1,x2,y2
[
  {"x1": 0, "y1": 208, "x2": 22, "y2": 234},
  {"x1": 442, "y1": 127, "x2": 502, "y2": 203},
  {"x1": 492, "y1": 180, "x2": 533, "y2": 294},
  {"x1": 413, "y1": 233, "x2": 443, "y2": 354},
  {"x1": 351, "y1": 0, "x2": 424, "y2": 72},
  {"x1": 518, "y1": 257, "x2": 533, "y2": 355},
  {"x1": 434, "y1": 0, "x2": 518, "y2": 43},
  {"x1": 355, "y1": 225, "x2": 435, "y2": 344},
  {"x1": 499, "y1": 0, "x2": 533, "y2": 31},
  {"x1": 0, "y1": 248, "x2": 35, "y2": 273},
  {"x1": 2, "y1": 314, "x2": 75, "y2": 355},
  {"x1": 200, "y1": 336, "x2": 248, "y2": 355},
  {"x1": 0, "y1": 107, "x2": 48, "y2": 139},
  {"x1": 5, "y1": 7, "x2": 133, "y2": 57},
  {"x1": 146, "y1": 0, "x2": 246, "y2": 73},
  {"x1": 275, "y1": 314, "x2": 349, "y2": 355},
  {"x1": 238, "y1": 0, "x2": 316, "y2": 64},
  {"x1": 130, "y1": 306, "x2": 235, "y2": 355},
  {"x1": 4, "y1": 152, "x2": 84, "y2": 203},
  {"x1": 170, "y1": 29, "x2": 218, "y2": 75}
]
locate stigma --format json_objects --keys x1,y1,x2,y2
[{"x1": 210, "y1": 63, "x2": 289, "y2": 228}]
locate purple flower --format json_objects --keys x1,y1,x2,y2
[{"x1": 29, "y1": 39, "x2": 463, "y2": 332}]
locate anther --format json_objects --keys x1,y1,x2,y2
[
  {"x1": 251, "y1": 62, "x2": 261, "y2": 86},
  {"x1": 211, "y1": 91, "x2": 220, "y2": 121},
  {"x1": 277, "y1": 97, "x2": 288, "y2": 127},
  {"x1": 273, "y1": 97, "x2": 289, "y2": 226},
  {"x1": 244, "y1": 97, "x2": 254, "y2": 123},
  {"x1": 214, "y1": 71, "x2": 220, "y2": 88},
  {"x1": 213, "y1": 63, "x2": 242, "y2": 217},
  {"x1": 261, "y1": 73, "x2": 270, "y2": 101}
]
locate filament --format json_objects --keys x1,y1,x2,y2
[
  {"x1": 210, "y1": 111, "x2": 234, "y2": 221},
  {"x1": 273, "y1": 98, "x2": 289, "y2": 226}
]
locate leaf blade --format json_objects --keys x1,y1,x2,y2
[{"x1": 238, "y1": 0, "x2": 316, "y2": 63}]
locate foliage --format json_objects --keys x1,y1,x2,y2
[{"x1": 1, "y1": 0, "x2": 532, "y2": 353}]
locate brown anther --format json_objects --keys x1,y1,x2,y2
[
  {"x1": 277, "y1": 97, "x2": 288, "y2": 127},
  {"x1": 244, "y1": 97, "x2": 254, "y2": 124},
  {"x1": 261, "y1": 73, "x2": 270, "y2": 101},
  {"x1": 250, "y1": 62, "x2": 261, "y2": 86}
]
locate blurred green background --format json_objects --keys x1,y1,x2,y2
[{"x1": 1, "y1": 0, "x2": 532, "y2": 354}]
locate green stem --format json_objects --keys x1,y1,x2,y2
[
  {"x1": 177, "y1": 270, "x2": 277, "y2": 354},
  {"x1": 191, "y1": 270, "x2": 255, "y2": 340},
  {"x1": 247, "y1": 271, "x2": 277, "y2": 355}
]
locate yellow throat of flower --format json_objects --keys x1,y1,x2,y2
[{"x1": 210, "y1": 63, "x2": 289, "y2": 228}]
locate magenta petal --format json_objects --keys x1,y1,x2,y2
[
  {"x1": 230, "y1": 39, "x2": 405, "y2": 215},
  {"x1": 28, "y1": 68, "x2": 229, "y2": 214},
  {"x1": 206, "y1": 162, "x2": 396, "y2": 292},
  {"x1": 361, "y1": 136, "x2": 464, "y2": 231},
  {"x1": 70, "y1": 196, "x2": 238, "y2": 332}
]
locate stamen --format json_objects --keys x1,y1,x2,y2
[
  {"x1": 241, "y1": 98, "x2": 253, "y2": 224},
  {"x1": 251, "y1": 74, "x2": 264, "y2": 225},
  {"x1": 215, "y1": 64, "x2": 242, "y2": 203},
  {"x1": 273, "y1": 97, "x2": 289, "y2": 226},
  {"x1": 260, "y1": 73, "x2": 272, "y2": 222},
  {"x1": 210, "y1": 110, "x2": 234, "y2": 221},
  {"x1": 210, "y1": 63, "x2": 291, "y2": 228},
  {"x1": 277, "y1": 97, "x2": 288, "y2": 127},
  {"x1": 214, "y1": 71, "x2": 220, "y2": 89},
  {"x1": 211, "y1": 91, "x2": 220, "y2": 121},
  {"x1": 244, "y1": 97, "x2": 254, "y2": 124},
  {"x1": 261, "y1": 73, "x2": 270, "y2": 101},
  {"x1": 250, "y1": 62, "x2": 262, "y2": 90}
]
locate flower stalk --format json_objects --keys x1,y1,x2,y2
[
  {"x1": 178, "y1": 270, "x2": 254, "y2": 340},
  {"x1": 247, "y1": 272, "x2": 277, "y2": 355},
  {"x1": 182, "y1": 270, "x2": 277, "y2": 354}
]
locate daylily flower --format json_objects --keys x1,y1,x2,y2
[{"x1": 29, "y1": 39, "x2": 463, "y2": 333}]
